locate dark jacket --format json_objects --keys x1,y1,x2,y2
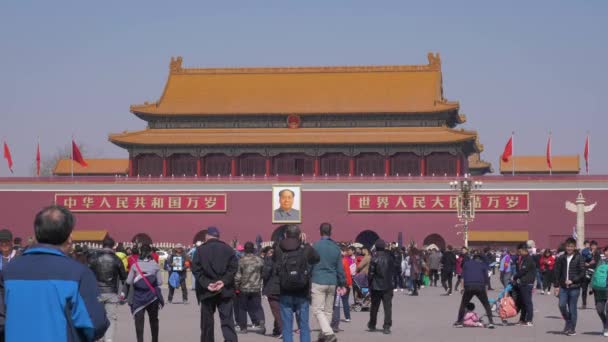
[
  {"x1": 368, "y1": 250, "x2": 395, "y2": 291},
  {"x1": 192, "y1": 239, "x2": 238, "y2": 300},
  {"x1": 88, "y1": 248, "x2": 127, "y2": 294},
  {"x1": 462, "y1": 257, "x2": 488, "y2": 287},
  {"x1": 513, "y1": 254, "x2": 536, "y2": 285},
  {"x1": 0, "y1": 271, "x2": 5, "y2": 340},
  {"x1": 440, "y1": 251, "x2": 457, "y2": 273},
  {"x1": 273, "y1": 237, "x2": 320, "y2": 297},
  {"x1": 553, "y1": 252, "x2": 586, "y2": 289},
  {"x1": 262, "y1": 255, "x2": 280, "y2": 297},
  {"x1": 3, "y1": 245, "x2": 109, "y2": 342}
]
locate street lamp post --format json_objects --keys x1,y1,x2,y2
[{"x1": 449, "y1": 174, "x2": 482, "y2": 248}]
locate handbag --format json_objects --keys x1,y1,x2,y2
[{"x1": 134, "y1": 262, "x2": 164, "y2": 307}]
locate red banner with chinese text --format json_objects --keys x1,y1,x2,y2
[
  {"x1": 54, "y1": 193, "x2": 227, "y2": 212},
  {"x1": 348, "y1": 193, "x2": 529, "y2": 212}
]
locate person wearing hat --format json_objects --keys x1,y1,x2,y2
[
  {"x1": 367, "y1": 239, "x2": 395, "y2": 335},
  {"x1": 0, "y1": 229, "x2": 17, "y2": 271},
  {"x1": 191, "y1": 226, "x2": 239, "y2": 342},
  {"x1": 165, "y1": 243, "x2": 189, "y2": 304}
]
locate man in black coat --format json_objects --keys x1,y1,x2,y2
[
  {"x1": 553, "y1": 238, "x2": 586, "y2": 336},
  {"x1": 513, "y1": 242, "x2": 536, "y2": 326},
  {"x1": 367, "y1": 239, "x2": 395, "y2": 335},
  {"x1": 441, "y1": 245, "x2": 457, "y2": 295},
  {"x1": 262, "y1": 246, "x2": 282, "y2": 337},
  {"x1": 88, "y1": 236, "x2": 127, "y2": 342},
  {"x1": 192, "y1": 227, "x2": 239, "y2": 342}
]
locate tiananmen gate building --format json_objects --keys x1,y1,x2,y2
[{"x1": 2, "y1": 53, "x2": 607, "y2": 250}]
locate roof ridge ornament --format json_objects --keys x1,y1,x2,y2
[
  {"x1": 427, "y1": 52, "x2": 441, "y2": 70},
  {"x1": 170, "y1": 56, "x2": 183, "y2": 73}
]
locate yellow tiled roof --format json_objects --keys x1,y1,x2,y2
[
  {"x1": 72, "y1": 230, "x2": 108, "y2": 242},
  {"x1": 53, "y1": 159, "x2": 128, "y2": 175},
  {"x1": 500, "y1": 155, "x2": 580, "y2": 174},
  {"x1": 109, "y1": 127, "x2": 478, "y2": 146},
  {"x1": 130, "y1": 53, "x2": 459, "y2": 116}
]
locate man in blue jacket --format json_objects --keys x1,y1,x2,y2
[
  {"x1": 3, "y1": 205, "x2": 109, "y2": 342},
  {"x1": 453, "y1": 252, "x2": 495, "y2": 329}
]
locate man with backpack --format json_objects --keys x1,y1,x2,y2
[
  {"x1": 311, "y1": 223, "x2": 346, "y2": 342},
  {"x1": 553, "y1": 237, "x2": 586, "y2": 336},
  {"x1": 582, "y1": 240, "x2": 601, "y2": 309},
  {"x1": 274, "y1": 225, "x2": 320, "y2": 342},
  {"x1": 592, "y1": 246, "x2": 608, "y2": 336}
]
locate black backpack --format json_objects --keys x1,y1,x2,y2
[{"x1": 279, "y1": 246, "x2": 309, "y2": 291}]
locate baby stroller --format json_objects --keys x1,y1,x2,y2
[
  {"x1": 489, "y1": 283, "x2": 519, "y2": 324},
  {"x1": 351, "y1": 274, "x2": 371, "y2": 312}
]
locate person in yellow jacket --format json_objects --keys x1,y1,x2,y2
[{"x1": 115, "y1": 243, "x2": 128, "y2": 271}]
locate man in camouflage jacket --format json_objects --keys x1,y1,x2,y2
[{"x1": 235, "y1": 242, "x2": 266, "y2": 334}]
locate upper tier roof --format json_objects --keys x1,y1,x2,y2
[
  {"x1": 130, "y1": 53, "x2": 459, "y2": 116},
  {"x1": 53, "y1": 159, "x2": 129, "y2": 176},
  {"x1": 499, "y1": 155, "x2": 580, "y2": 174},
  {"x1": 109, "y1": 126, "x2": 479, "y2": 148}
]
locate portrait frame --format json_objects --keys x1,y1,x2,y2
[{"x1": 272, "y1": 185, "x2": 302, "y2": 224}]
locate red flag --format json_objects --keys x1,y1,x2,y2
[
  {"x1": 36, "y1": 141, "x2": 41, "y2": 177},
  {"x1": 501, "y1": 136, "x2": 513, "y2": 162},
  {"x1": 546, "y1": 135, "x2": 552, "y2": 170},
  {"x1": 72, "y1": 140, "x2": 88, "y2": 167},
  {"x1": 3, "y1": 142, "x2": 13, "y2": 173},
  {"x1": 584, "y1": 135, "x2": 589, "y2": 174}
]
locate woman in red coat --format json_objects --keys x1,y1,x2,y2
[{"x1": 539, "y1": 249, "x2": 556, "y2": 294}]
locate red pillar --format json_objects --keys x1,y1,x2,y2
[
  {"x1": 128, "y1": 158, "x2": 134, "y2": 177},
  {"x1": 265, "y1": 157, "x2": 271, "y2": 176},
  {"x1": 231, "y1": 157, "x2": 237, "y2": 177},
  {"x1": 420, "y1": 156, "x2": 426, "y2": 176},
  {"x1": 162, "y1": 157, "x2": 168, "y2": 177},
  {"x1": 196, "y1": 158, "x2": 202, "y2": 177},
  {"x1": 456, "y1": 156, "x2": 462, "y2": 176},
  {"x1": 314, "y1": 158, "x2": 320, "y2": 176},
  {"x1": 384, "y1": 157, "x2": 391, "y2": 176},
  {"x1": 349, "y1": 157, "x2": 355, "y2": 176}
]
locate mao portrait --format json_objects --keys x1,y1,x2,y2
[{"x1": 272, "y1": 186, "x2": 302, "y2": 223}]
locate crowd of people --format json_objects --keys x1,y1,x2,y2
[{"x1": 0, "y1": 205, "x2": 608, "y2": 342}]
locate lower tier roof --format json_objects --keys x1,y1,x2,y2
[{"x1": 109, "y1": 127, "x2": 478, "y2": 147}]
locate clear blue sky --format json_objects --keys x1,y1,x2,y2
[{"x1": 0, "y1": 0, "x2": 606, "y2": 176}]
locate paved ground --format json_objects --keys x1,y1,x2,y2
[{"x1": 113, "y1": 276, "x2": 607, "y2": 342}]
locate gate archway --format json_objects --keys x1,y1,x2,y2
[
  {"x1": 355, "y1": 230, "x2": 380, "y2": 249},
  {"x1": 423, "y1": 234, "x2": 446, "y2": 250}
]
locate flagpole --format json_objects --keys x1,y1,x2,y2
[
  {"x1": 587, "y1": 131, "x2": 590, "y2": 175},
  {"x1": 548, "y1": 131, "x2": 552, "y2": 176},
  {"x1": 71, "y1": 134, "x2": 74, "y2": 178},
  {"x1": 37, "y1": 136, "x2": 40, "y2": 177},
  {"x1": 511, "y1": 131, "x2": 515, "y2": 176}
]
